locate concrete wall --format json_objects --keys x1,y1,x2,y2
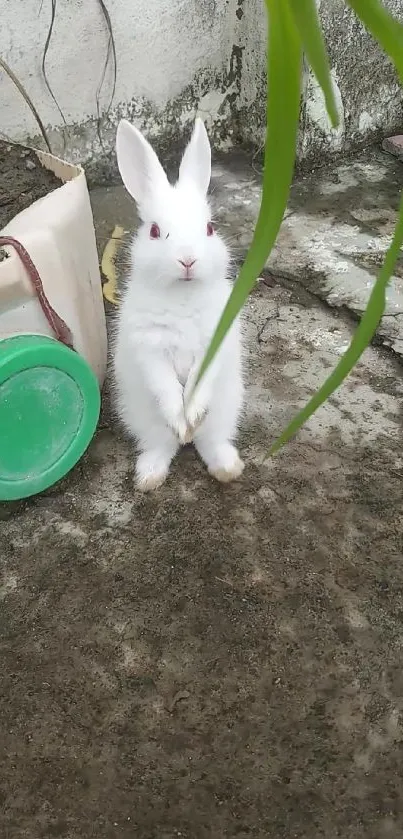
[
  {"x1": 1, "y1": 0, "x2": 402, "y2": 175},
  {"x1": 300, "y1": 0, "x2": 403, "y2": 161},
  {"x1": 1, "y1": 0, "x2": 244, "y2": 174},
  {"x1": 236, "y1": 0, "x2": 403, "y2": 161}
]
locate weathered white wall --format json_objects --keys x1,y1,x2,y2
[
  {"x1": 1, "y1": 0, "x2": 244, "y2": 170},
  {"x1": 236, "y1": 0, "x2": 403, "y2": 161},
  {"x1": 235, "y1": 0, "x2": 267, "y2": 146},
  {"x1": 1, "y1": 0, "x2": 403, "y2": 173},
  {"x1": 300, "y1": 0, "x2": 403, "y2": 160}
]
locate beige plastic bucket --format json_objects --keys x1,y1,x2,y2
[{"x1": 0, "y1": 147, "x2": 107, "y2": 384}]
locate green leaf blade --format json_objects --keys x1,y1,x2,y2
[
  {"x1": 289, "y1": 0, "x2": 339, "y2": 127},
  {"x1": 196, "y1": 0, "x2": 302, "y2": 386},
  {"x1": 347, "y1": 0, "x2": 403, "y2": 82},
  {"x1": 268, "y1": 194, "x2": 403, "y2": 456}
]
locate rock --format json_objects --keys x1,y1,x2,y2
[{"x1": 382, "y1": 135, "x2": 403, "y2": 160}]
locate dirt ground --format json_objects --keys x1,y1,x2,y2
[
  {"x1": 1, "y1": 154, "x2": 403, "y2": 838},
  {"x1": 0, "y1": 140, "x2": 60, "y2": 259}
]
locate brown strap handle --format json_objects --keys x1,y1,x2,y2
[{"x1": 0, "y1": 235, "x2": 74, "y2": 349}]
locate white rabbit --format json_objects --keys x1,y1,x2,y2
[{"x1": 113, "y1": 117, "x2": 244, "y2": 491}]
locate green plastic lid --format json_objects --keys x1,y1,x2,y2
[{"x1": 0, "y1": 335, "x2": 100, "y2": 501}]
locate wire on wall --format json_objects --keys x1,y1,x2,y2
[
  {"x1": 40, "y1": 0, "x2": 67, "y2": 129},
  {"x1": 39, "y1": 0, "x2": 117, "y2": 150},
  {"x1": 0, "y1": 56, "x2": 52, "y2": 152},
  {"x1": 95, "y1": 0, "x2": 117, "y2": 148}
]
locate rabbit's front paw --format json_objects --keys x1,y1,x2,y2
[
  {"x1": 185, "y1": 398, "x2": 207, "y2": 438},
  {"x1": 184, "y1": 378, "x2": 208, "y2": 438},
  {"x1": 169, "y1": 411, "x2": 190, "y2": 446}
]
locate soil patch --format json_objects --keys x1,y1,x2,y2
[
  {"x1": 2, "y1": 166, "x2": 403, "y2": 838},
  {"x1": 0, "y1": 140, "x2": 61, "y2": 260},
  {"x1": 1, "y1": 279, "x2": 403, "y2": 838}
]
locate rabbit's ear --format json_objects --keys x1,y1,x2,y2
[
  {"x1": 116, "y1": 120, "x2": 168, "y2": 206},
  {"x1": 178, "y1": 118, "x2": 211, "y2": 195}
]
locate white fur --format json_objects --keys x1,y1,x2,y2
[{"x1": 113, "y1": 118, "x2": 244, "y2": 490}]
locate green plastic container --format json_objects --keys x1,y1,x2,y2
[{"x1": 0, "y1": 335, "x2": 100, "y2": 501}]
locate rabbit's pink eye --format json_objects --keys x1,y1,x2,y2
[
  {"x1": 207, "y1": 222, "x2": 214, "y2": 237},
  {"x1": 150, "y1": 223, "x2": 160, "y2": 239}
]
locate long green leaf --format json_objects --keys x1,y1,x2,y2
[
  {"x1": 347, "y1": 0, "x2": 403, "y2": 82},
  {"x1": 267, "y1": 0, "x2": 403, "y2": 455},
  {"x1": 269, "y1": 195, "x2": 403, "y2": 455},
  {"x1": 195, "y1": 0, "x2": 302, "y2": 386},
  {"x1": 289, "y1": 0, "x2": 339, "y2": 127}
]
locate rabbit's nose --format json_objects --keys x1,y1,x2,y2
[{"x1": 179, "y1": 259, "x2": 196, "y2": 269}]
